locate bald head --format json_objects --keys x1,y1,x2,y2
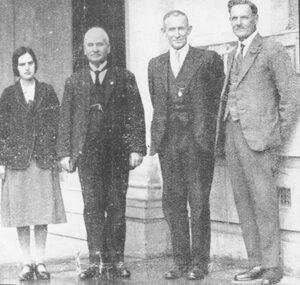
[{"x1": 83, "y1": 27, "x2": 111, "y2": 67}]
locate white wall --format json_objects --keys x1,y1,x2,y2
[{"x1": 125, "y1": 0, "x2": 173, "y2": 148}]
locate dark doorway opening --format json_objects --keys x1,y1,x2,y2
[{"x1": 72, "y1": 0, "x2": 126, "y2": 71}]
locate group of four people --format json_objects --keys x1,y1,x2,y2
[{"x1": 0, "y1": 0, "x2": 298, "y2": 284}]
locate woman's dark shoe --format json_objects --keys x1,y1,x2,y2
[
  {"x1": 35, "y1": 263, "x2": 51, "y2": 280},
  {"x1": 19, "y1": 264, "x2": 35, "y2": 281}
]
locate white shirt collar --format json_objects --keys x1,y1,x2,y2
[
  {"x1": 89, "y1": 61, "x2": 108, "y2": 84},
  {"x1": 170, "y1": 44, "x2": 190, "y2": 63},
  {"x1": 236, "y1": 30, "x2": 258, "y2": 57},
  {"x1": 89, "y1": 61, "x2": 107, "y2": 72}
]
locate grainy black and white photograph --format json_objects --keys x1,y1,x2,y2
[{"x1": 0, "y1": 0, "x2": 299, "y2": 284}]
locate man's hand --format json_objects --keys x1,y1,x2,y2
[
  {"x1": 129, "y1": 152, "x2": 143, "y2": 169},
  {"x1": 60, "y1": 156, "x2": 72, "y2": 172}
]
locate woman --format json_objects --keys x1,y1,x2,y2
[{"x1": 0, "y1": 47, "x2": 66, "y2": 281}]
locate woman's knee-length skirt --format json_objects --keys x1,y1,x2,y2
[{"x1": 1, "y1": 160, "x2": 67, "y2": 227}]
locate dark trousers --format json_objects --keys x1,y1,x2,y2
[
  {"x1": 225, "y1": 118, "x2": 280, "y2": 268},
  {"x1": 77, "y1": 136, "x2": 128, "y2": 265},
  {"x1": 159, "y1": 119, "x2": 214, "y2": 267}
]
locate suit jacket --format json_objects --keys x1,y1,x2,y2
[
  {"x1": 148, "y1": 46, "x2": 224, "y2": 155},
  {"x1": 215, "y1": 33, "x2": 300, "y2": 154},
  {"x1": 57, "y1": 65, "x2": 146, "y2": 171},
  {"x1": 0, "y1": 79, "x2": 59, "y2": 169}
]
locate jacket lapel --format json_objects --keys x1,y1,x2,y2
[
  {"x1": 14, "y1": 81, "x2": 28, "y2": 111},
  {"x1": 176, "y1": 47, "x2": 204, "y2": 96},
  {"x1": 158, "y1": 52, "x2": 169, "y2": 103},
  {"x1": 236, "y1": 33, "x2": 262, "y2": 86},
  {"x1": 34, "y1": 80, "x2": 45, "y2": 110},
  {"x1": 220, "y1": 48, "x2": 236, "y2": 100},
  {"x1": 80, "y1": 68, "x2": 92, "y2": 114},
  {"x1": 103, "y1": 67, "x2": 116, "y2": 106}
]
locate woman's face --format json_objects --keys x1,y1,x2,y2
[{"x1": 17, "y1": 52, "x2": 35, "y2": 80}]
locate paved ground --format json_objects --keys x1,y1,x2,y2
[
  {"x1": 0, "y1": 256, "x2": 299, "y2": 285},
  {"x1": 0, "y1": 177, "x2": 299, "y2": 284}
]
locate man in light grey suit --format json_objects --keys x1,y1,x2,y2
[{"x1": 215, "y1": 0, "x2": 299, "y2": 284}]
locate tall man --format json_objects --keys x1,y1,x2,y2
[
  {"x1": 216, "y1": 1, "x2": 299, "y2": 284},
  {"x1": 148, "y1": 10, "x2": 224, "y2": 280},
  {"x1": 57, "y1": 27, "x2": 146, "y2": 280}
]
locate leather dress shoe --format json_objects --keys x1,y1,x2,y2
[
  {"x1": 35, "y1": 263, "x2": 51, "y2": 280},
  {"x1": 164, "y1": 265, "x2": 188, "y2": 279},
  {"x1": 78, "y1": 264, "x2": 99, "y2": 280},
  {"x1": 114, "y1": 261, "x2": 131, "y2": 278},
  {"x1": 261, "y1": 267, "x2": 283, "y2": 285},
  {"x1": 187, "y1": 265, "x2": 206, "y2": 280},
  {"x1": 234, "y1": 266, "x2": 265, "y2": 281},
  {"x1": 19, "y1": 264, "x2": 35, "y2": 281}
]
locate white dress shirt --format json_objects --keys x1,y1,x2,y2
[
  {"x1": 89, "y1": 61, "x2": 108, "y2": 84},
  {"x1": 170, "y1": 44, "x2": 190, "y2": 77},
  {"x1": 236, "y1": 30, "x2": 258, "y2": 58},
  {"x1": 20, "y1": 80, "x2": 35, "y2": 103}
]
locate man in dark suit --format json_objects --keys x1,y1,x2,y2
[
  {"x1": 57, "y1": 26, "x2": 146, "y2": 280},
  {"x1": 216, "y1": 1, "x2": 299, "y2": 284},
  {"x1": 148, "y1": 10, "x2": 224, "y2": 281}
]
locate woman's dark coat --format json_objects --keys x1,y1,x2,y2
[{"x1": 0, "y1": 80, "x2": 59, "y2": 170}]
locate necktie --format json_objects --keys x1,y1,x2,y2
[
  {"x1": 173, "y1": 51, "x2": 181, "y2": 77},
  {"x1": 233, "y1": 43, "x2": 245, "y2": 75},
  {"x1": 92, "y1": 70, "x2": 104, "y2": 110},
  {"x1": 236, "y1": 43, "x2": 245, "y2": 63},
  {"x1": 94, "y1": 70, "x2": 101, "y2": 87}
]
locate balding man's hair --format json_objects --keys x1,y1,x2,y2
[
  {"x1": 163, "y1": 10, "x2": 189, "y2": 25},
  {"x1": 84, "y1": 26, "x2": 110, "y2": 44},
  {"x1": 227, "y1": 0, "x2": 258, "y2": 15}
]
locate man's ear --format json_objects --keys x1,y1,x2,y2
[
  {"x1": 161, "y1": 27, "x2": 166, "y2": 34},
  {"x1": 187, "y1": 25, "x2": 193, "y2": 35}
]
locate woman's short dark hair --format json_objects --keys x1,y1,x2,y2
[{"x1": 12, "y1": 46, "x2": 38, "y2": 76}]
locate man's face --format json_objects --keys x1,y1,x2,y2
[
  {"x1": 230, "y1": 4, "x2": 258, "y2": 41},
  {"x1": 163, "y1": 14, "x2": 192, "y2": 50},
  {"x1": 84, "y1": 28, "x2": 111, "y2": 66},
  {"x1": 17, "y1": 52, "x2": 35, "y2": 80}
]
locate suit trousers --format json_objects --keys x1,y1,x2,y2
[
  {"x1": 159, "y1": 119, "x2": 214, "y2": 267},
  {"x1": 77, "y1": 135, "x2": 128, "y2": 265},
  {"x1": 225, "y1": 117, "x2": 280, "y2": 268}
]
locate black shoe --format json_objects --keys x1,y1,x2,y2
[
  {"x1": 35, "y1": 263, "x2": 50, "y2": 280},
  {"x1": 234, "y1": 266, "x2": 265, "y2": 281},
  {"x1": 19, "y1": 264, "x2": 35, "y2": 281},
  {"x1": 78, "y1": 264, "x2": 99, "y2": 280},
  {"x1": 261, "y1": 267, "x2": 283, "y2": 285},
  {"x1": 187, "y1": 265, "x2": 206, "y2": 280},
  {"x1": 114, "y1": 261, "x2": 131, "y2": 278},
  {"x1": 164, "y1": 265, "x2": 188, "y2": 280}
]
